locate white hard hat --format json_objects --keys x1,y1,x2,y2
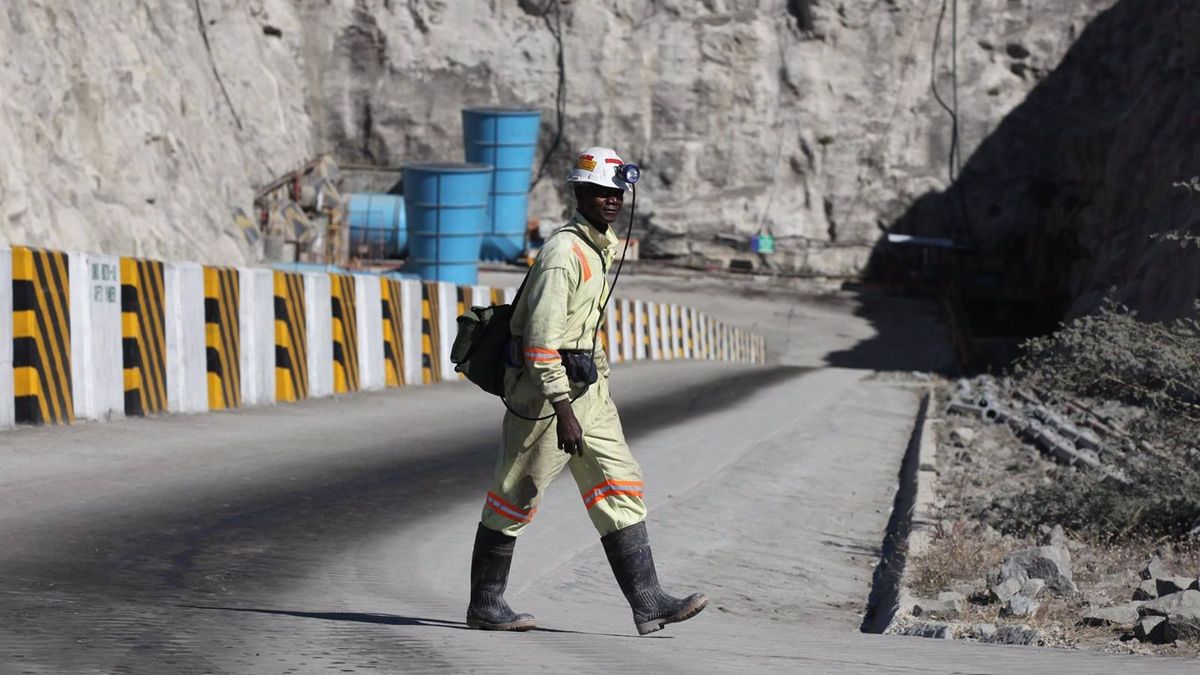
[{"x1": 566, "y1": 146, "x2": 634, "y2": 191}]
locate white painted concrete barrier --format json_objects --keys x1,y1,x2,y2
[
  {"x1": 239, "y1": 267, "x2": 275, "y2": 406},
  {"x1": 633, "y1": 300, "x2": 646, "y2": 361},
  {"x1": 435, "y1": 281, "x2": 457, "y2": 382},
  {"x1": 355, "y1": 274, "x2": 386, "y2": 391},
  {"x1": 69, "y1": 251, "x2": 124, "y2": 421},
  {"x1": 398, "y1": 280, "x2": 424, "y2": 386},
  {"x1": 620, "y1": 298, "x2": 634, "y2": 362},
  {"x1": 4, "y1": 245, "x2": 766, "y2": 429},
  {"x1": 165, "y1": 262, "x2": 208, "y2": 413},
  {"x1": 658, "y1": 303, "x2": 673, "y2": 361},
  {"x1": 305, "y1": 272, "x2": 334, "y2": 398}
]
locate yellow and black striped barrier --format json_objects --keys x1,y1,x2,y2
[
  {"x1": 11, "y1": 246, "x2": 73, "y2": 425},
  {"x1": 331, "y1": 274, "x2": 360, "y2": 394},
  {"x1": 684, "y1": 308, "x2": 694, "y2": 359},
  {"x1": 610, "y1": 302, "x2": 624, "y2": 363},
  {"x1": 2, "y1": 244, "x2": 768, "y2": 429},
  {"x1": 381, "y1": 278, "x2": 407, "y2": 388},
  {"x1": 274, "y1": 271, "x2": 308, "y2": 402},
  {"x1": 421, "y1": 282, "x2": 442, "y2": 384},
  {"x1": 120, "y1": 257, "x2": 168, "y2": 416},
  {"x1": 204, "y1": 266, "x2": 241, "y2": 410},
  {"x1": 454, "y1": 286, "x2": 484, "y2": 380},
  {"x1": 455, "y1": 286, "x2": 475, "y2": 316},
  {"x1": 641, "y1": 301, "x2": 653, "y2": 359}
]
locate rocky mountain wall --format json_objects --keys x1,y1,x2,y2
[
  {"x1": 887, "y1": 0, "x2": 1200, "y2": 320},
  {"x1": 3, "y1": 0, "x2": 1146, "y2": 294},
  {"x1": 0, "y1": 1, "x2": 313, "y2": 263}
]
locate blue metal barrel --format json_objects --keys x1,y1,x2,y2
[
  {"x1": 462, "y1": 107, "x2": 541, "y2": 261},
  {"x1": 348, "y1": 194, "x2": 407, "y2": 258},
  {"x1": 403, "y1": 162, "x2": 492, "y2": 285}
]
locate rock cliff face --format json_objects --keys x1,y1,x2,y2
[
  {"x1": 14, "y1": 0, "x2": 1189, "y2": 323},
  {"x1": 0, "y1": 1, "x2": 313, "y2": 263},
  {"x1": 888, "y1": 0, "x2": 1200, "y2": 320}
]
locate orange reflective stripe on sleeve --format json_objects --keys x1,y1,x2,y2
[
  {"x1": 523, "y1": 346, "x2": 560, "y2": 362},
  {"x1": 570, "y1": 243, "x2": 592, "y2": 282},
  {"x1": 486, "y1": 492, "x2": 536, "y2": 523},
  {"x1": 582, "y1": 479, "x2": 644, "y2": 510}
]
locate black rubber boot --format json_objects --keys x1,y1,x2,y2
[
  {"x1": 466, "y1": 523, "x2": 537, "y2": 631},
  {"x1": 601, "y1": 522, "x2": 708, "y2": 635}
]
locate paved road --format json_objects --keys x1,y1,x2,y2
[
  {"x1": 1, "y1": 361, "x2": 1189, "y2": 673},
  {"x1": 3, "y1": 281, "x2": 1194, "y2": 673}
]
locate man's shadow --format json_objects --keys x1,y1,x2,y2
[{"x1": 181, "y1": 605, "x2": 667, "y2": 639}]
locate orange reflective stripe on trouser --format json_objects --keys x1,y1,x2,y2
[
  {"x1": 582, "y1": 479, "x2": 645, "y2": 510},
  {"x1": 485, "y1": 491, "x2": 536, "y2": 523},
  {"x1": 482, "y1": 377, "x2": 646, "y2": 537}
]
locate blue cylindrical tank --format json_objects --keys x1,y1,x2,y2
[
  {"x1": 403, "y1": 162, "x2": 492, "y2": 285},
  {"x1": 462, "y1": 107, "x2": 542, "y2": 261},
  {"x1": 348, "y1": 194, "x2": 407, "y2": 258}
]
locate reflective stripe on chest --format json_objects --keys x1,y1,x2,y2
[{"x1": 570, "y1": 242, "x2": 593, "y2": 282}]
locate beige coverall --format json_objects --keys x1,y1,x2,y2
[{"x1": 480, "y1": 213, "x2": 647, "y2": 537}]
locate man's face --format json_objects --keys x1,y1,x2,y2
[{"x1": 576, "y1": 183, "x2": 625, "y2": 228}]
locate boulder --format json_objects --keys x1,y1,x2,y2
[
  {"x1": 1048, "y1": 524, "x2": 1069, "y2": 549},
  {"x1": 950, "y1": 427, "x2": 977, "y2": 446},
  {"x1": 971, "y1": 623, "x2": 997, "y2": 640},
  {"x1": 902, "y1": 621, "x2": 953, "y2": 639},
  {"x1": 1132, "y1": 579, "x2": 1159, "y2": 601},
  {"x1": 1002, "y1": 594, "x2": 1039, "y2": 618},
  {"x1": 1020, "y1": 578, "x2": 1046, "y2": 599},
  {"x1": 1156, "y1": 577, "x2": 1195, "y2": 596},
  {"x1": 982, "y1": 625, "x2": 1046, "y2": 646},
  {"x1": 1162, "y1": 606, "x2": 1200, "y2": 642},
  {"x1": 990, "y1": 577, "x2": 1024, "y2": 604},
  {"x1": 1133, "y1": 616, "x2": 1167, "y2": 644},
  {"x1": 1081, "y1": 603, "x2": 1141, "y2": 627},
  {"x1": 1140, "y1": 556, "x2": 1170, "y2": 581},
  {"x1": 913, "y1": 597, "x2": 962, "y2": 621},
  {"x1": 1137, "y1": 589, "x2": 1200, "y2": 617},
  {"x1": 997, "y1": 545, "x2": 1077, "y2": 595}
]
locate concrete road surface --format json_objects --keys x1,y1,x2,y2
[{"x1": 1, "y1": 282, "x2": 1192, "y2": 673}]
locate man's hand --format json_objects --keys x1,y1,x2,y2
[{"x1": 553, "y1": 399, "x2": 585, "y2": 455}]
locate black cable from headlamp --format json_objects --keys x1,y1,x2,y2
[{"x1": 502, "y1": 165, "x2": 639, "y2": 422}]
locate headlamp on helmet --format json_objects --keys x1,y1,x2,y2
[{"x1": 615, "y1": 163, "x2": 640, "y2": 185}]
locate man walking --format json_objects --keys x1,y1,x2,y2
[{"x1": 467, "y1": 146, "x2": 708, "y2": 635}]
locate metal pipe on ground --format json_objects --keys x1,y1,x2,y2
[{"x1": 945, "y1": 401, "x2": 1000, "y2": 422}]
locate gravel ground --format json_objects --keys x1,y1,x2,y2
[{"x1": 903, "y1": 383, "x2": 1200, "y2": 658}]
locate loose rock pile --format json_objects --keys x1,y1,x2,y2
[
  {"x1": 899, "y1": 532, "x2": 1078, "y2": 647},
  {"x1": 899, "y1": 536, "x2": 1200, "y2": 648},
  {"x1": 1083, "y1": 557, "x2": 1200, "y2": 645}
]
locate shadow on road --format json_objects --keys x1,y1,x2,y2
[
  {"x1": 823, "y1": 283, "x2": 957, "y2": 374},
  {"x1": 180, "y1": 605, "x2": 659, "y2": 639}
]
